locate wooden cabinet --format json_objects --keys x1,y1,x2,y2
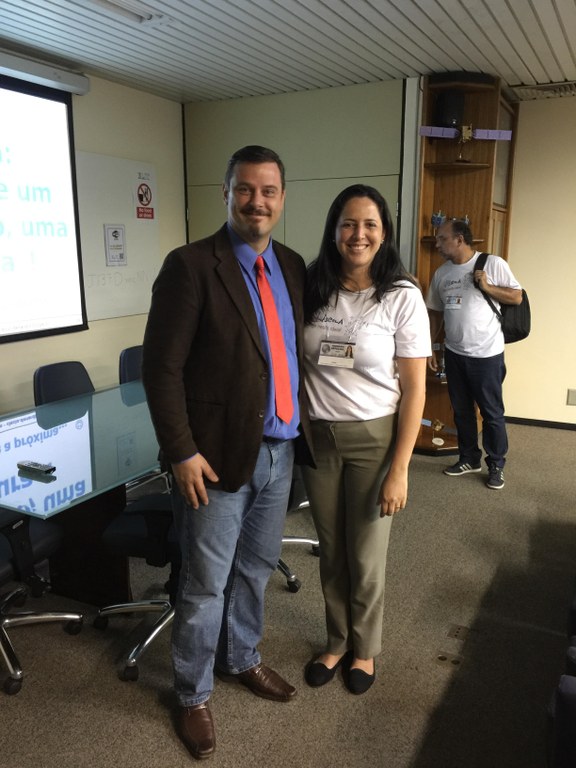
[{"x1": 414, "y1": 73, "x2": 516, "y2": 454}]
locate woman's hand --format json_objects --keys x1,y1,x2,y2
[
  {"x1": 378, "y1": 467, "x2": 408, "y2": 517},
  {"x1": 378, "y1": 356, "x2": 426, "y2": 517}
]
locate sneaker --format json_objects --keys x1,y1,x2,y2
[
  {"x1": 443, "y1": 461, "x2": 482, "y2": 477},
  {"x1": 486, "y1": 465, "x2": 505, "y2": 490}
]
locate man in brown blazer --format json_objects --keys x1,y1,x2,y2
[{"x1": 142, "y1": 146, "x2": 313, "y2": 760}]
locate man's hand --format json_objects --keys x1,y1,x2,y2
[
  {"x1": 473, "y1": 268, "x2": 489, "y2": 292},
  {"x1": 428, "y1": 349, "x2": 439, "y2": 372},
  {"x1": 474, "y1": 271, "x2": 523, "y2": 305},
  {"x1": 172, "y1": 454, "x2": 219, "y2": 510},
  {"x1": 427, "y1": 310, "x2": 443, "y2": 372}
]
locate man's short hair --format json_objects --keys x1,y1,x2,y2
[
  {"x1": 224, "y1": 145, "x2": 286, "y2": 190},
  {"x1": 450, "y1": 218, "x2": 474, "y2": 246}
]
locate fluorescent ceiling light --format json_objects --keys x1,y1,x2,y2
[
  {"x1": 0, "y1": 50, "x2": 90, "y2": 95},
  {"x1": 87, "y1": 0, "x2": 173, "y2": 25}
]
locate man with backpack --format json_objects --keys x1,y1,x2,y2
[{"x1": 426, "y1": 218, "x2": 523, "y2": 490}]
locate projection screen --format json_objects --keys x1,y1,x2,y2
[{"x1": 0, "y1": 74, "x2": 87, "y2": 343}]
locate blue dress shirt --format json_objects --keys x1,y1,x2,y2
[{"x1": 227, "y1": 224, "x2": 300, "y2": 440}]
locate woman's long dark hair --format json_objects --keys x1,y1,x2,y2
[{"x1": 304, "y1": 184, "x2": 416, "y2": 323}]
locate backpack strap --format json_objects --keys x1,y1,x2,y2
[{"x1": 474, "y1": 252, "x2": 502, "y2": 321}]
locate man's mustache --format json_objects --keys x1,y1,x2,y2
[{"x1": 241, "y1": 207, "x2": 269, "y2": 216}]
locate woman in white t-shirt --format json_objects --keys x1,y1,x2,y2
[{"x1": 302, "y1": 185, "x2": 430, "y2": 695}]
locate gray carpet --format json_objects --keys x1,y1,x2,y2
[{"x1": 1, "y1": 423, "x2": 575, "y2": 768}]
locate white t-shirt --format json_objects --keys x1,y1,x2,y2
[
  {"x1": 426, "y1": 252, "x2": 521, "y2": 358},
  {"x1": 303, "y1": 281, "x2": 431, "y2": 421}
]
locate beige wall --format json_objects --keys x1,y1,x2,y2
[
  {"x1": 184, "y1": 80, "x2": 404, "y2": 261},
  {"x1": 1, "y1": 76, "x2": 186, "y2": 412},
  {"x1": 4, "y1": 74, "x2": 572, "y2": 425},
  {"x1": 184, "y1": 80, "x2": 576, "y2": 426},
  {"x1": 504, "y1": 96, "x2": 576, "y2": 424}
]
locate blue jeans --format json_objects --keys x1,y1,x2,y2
[
  {"x1": 171, "y1": 438, "x2": 294, "y2": 707},
  {"x1": 444, "y1": 348, "x2": 508, "y2": 468}
]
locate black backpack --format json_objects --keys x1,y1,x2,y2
[{"x1": 474, "y1": 252, "x2": 531, "y2": 344}]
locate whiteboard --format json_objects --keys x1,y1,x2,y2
[{"x1": 75, "y1": 152, "x2": 160, "y2": 320}]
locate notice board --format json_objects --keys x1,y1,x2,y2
[{"x1": 75, "y1": 151, "x2": 160, "y2": 320}]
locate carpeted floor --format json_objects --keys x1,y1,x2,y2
[{"x1": 1, "y1": 423, "x2": 575, "y2": 768}]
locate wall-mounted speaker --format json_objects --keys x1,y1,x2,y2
[{"x1": 434, "y1": 90, "x2": 465, "y2": 127}]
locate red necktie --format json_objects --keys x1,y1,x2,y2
[{"x1": 255, "y1": 255, "x2": 294, "y2": 424}]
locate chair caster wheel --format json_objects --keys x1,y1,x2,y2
[
  {"x1": 287, "y1": 579, "x2": 301, "y2": 593},
  {"x1": 3, "y1": 677, "x2": 22, "y2": 695},
  {"x1": 312, "y1": 545, "x2": 320, "y2": 557},
  {"x1": 93, "y1": 615, "x2": 109, "y2": 630},
  {"x1": 120, "y1": 665, "x2": 139, "y2": 682},
  {"x1": 65, "y1": 619, "x2": 83, "y2": 635}
]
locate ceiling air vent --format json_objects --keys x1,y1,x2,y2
[{"x1": 510, "y1": 81, "x2": 576, "y2": 101}]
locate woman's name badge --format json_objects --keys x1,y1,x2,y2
[{"x1": 318, "y1": 341, "x2": 355, "y2": 368}]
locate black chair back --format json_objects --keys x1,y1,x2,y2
[
  {"x1": 119, "y1": 346, "x2": 143, "y2": 384},
  {"x1": 33, "y1": 361, "x2": 94, "y2": 405}
]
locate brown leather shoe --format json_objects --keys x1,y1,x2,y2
[
  {"x1": 217, "y1": 663, "x2": 296, "y2": 702},
  {"x1": 176, "y1": 703, "x2": 215, "y2": 760}
]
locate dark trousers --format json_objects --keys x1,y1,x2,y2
[{"x1": 444, "y1": 348, "x2": 508, "y2": 468}]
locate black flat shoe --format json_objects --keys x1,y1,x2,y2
[
  {"x1": 346, "y1": 666, "x2": 376, "y2": 695},
  {"x1": 304, "y1": 652, "x2": 350, "y2": 687}
]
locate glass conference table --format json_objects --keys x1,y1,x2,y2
[
  {"x1": 0, "y1": 381, "x2": 160, "y2": 519},
  {"x1": 0, "y1": 382, "x2": 162, "y2": 605}
]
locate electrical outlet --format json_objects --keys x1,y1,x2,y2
[{"x1": 567, "y1": 389, "x2": 576, "y2": 406}]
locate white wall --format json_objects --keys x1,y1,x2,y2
[
  {"x1": 184, "y1": 80, "x2": 404, "y2": 262},
  {"x1": 505, "y1": 96, "x2": 576, "y2": 425},
  {"x1": 1, "y1": 76, "x2": 186, "y2": 412}
]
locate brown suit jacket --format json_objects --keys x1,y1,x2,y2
[{"x1": 142, "y1": 224, "x2": 313, "y2": 492}]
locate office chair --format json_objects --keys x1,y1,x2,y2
[
  {"x1": 0, "y1": 509, "x2": 82, "y2": 695},
  {"x1": 93, "y1": 492, "x2": 179, "y2": 681},
  {"x1": 33, "y1": 360, "x2": 95, "y2": 405},
  {"x1": 278, "y1": 465, "x2": 319, "y2": 592},
  {"x1": 94, "y1": 468, "x2": 317, "y2": 680},
  {"x1": 119, "y1": 344, "x2": 143, "y2": 384},
  {"x1": 119, "y1": 344, "x2": 170, "y2": 494},
  {"x1": 91, "y1": 348, "x2": 317, "y2": 679},
  {"x1": 90, "y1": 347, "x2": 176, "y2": 680}
]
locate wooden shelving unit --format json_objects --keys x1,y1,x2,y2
[{"x1": 414, "y1": 73, "x2": 517, "y2": 455}]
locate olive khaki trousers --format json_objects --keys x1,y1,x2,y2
[{"x1": 302, "y1": 415, "x2": 396, "y2": 659}]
